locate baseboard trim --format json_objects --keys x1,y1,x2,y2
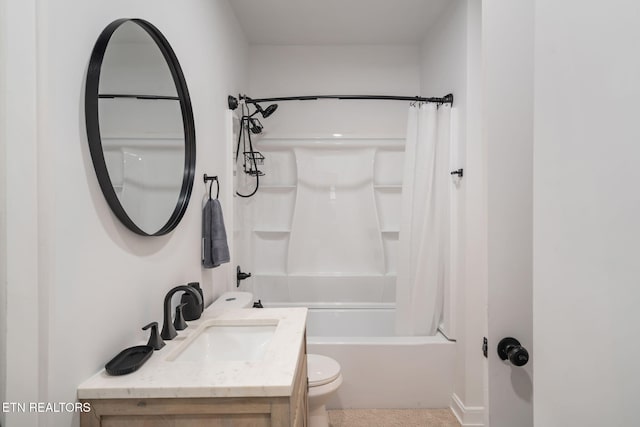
[{"x1": 450, "y1": 393, "x2": 485, "y2": 426}]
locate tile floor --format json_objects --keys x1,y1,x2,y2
[{"x1": 327, "y1": 408, "x2": 461, "y2": 427}]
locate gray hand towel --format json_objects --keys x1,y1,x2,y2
[{"x1": 202, "y1": 198, "x2": 230, "y2": 268}]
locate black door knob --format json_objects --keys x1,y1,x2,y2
[{"x1": 497, "y1": 337, "x2": 529, "y2": 367}]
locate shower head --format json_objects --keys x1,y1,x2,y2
[
  {"x1": 255, "y1": 103, "x2": 278, "y2": 118},
  {"x1": 262, "y1": 104, "x2": 278, "y2": 118}
]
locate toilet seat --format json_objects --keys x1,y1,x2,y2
[{"x1": 307, "y1": 354, "x2": 341, "y2": 387}]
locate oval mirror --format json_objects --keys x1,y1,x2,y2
[{"x1": 85, "y1": 19, "x2": 195, "y2": 236}]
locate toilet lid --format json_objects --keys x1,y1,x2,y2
[{"x1": 307, "y1": 354, "x2": 341, "y2": 387}]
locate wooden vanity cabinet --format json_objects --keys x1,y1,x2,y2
[{"x1": 80, "y1": 340, "x2": 308, "y2": 427}]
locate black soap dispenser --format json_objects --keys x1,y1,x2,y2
[{"x1": 180, "y1": 282, "x2": 204, "y2": 321}]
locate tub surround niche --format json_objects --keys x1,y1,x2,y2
[{"x1": 77, "y1": 307, "x2": 308, "y2": 427}]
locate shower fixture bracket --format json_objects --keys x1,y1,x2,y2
[{"x1": 442, "y1": 93, "x2": 454, "y2": 105}]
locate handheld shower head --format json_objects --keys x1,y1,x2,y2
[
  {"x1": 255, "y1": 103, "x2": 278, "y2": 118},
  {"x1": 248, "y1": 117, "x2": 263, "y2": 134}
]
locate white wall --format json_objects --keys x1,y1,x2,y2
[
  {"x1": 2, "y1": 1, "x2": 247, "y2": 426},
  {"x1": 534, "y1": 1, "x2": 640, "y2": 426},
  {"x1": 421, "y1": 1, "x2": 486, "y2": 424},
  {"x1": 2, "y1": 0, "x2": 41, "y2": 426},
  {"x1": 0, "y1": 0, "x2": 8, "y2": 424},
  {"x1": 248, "y1": 45, "x2": 421, "y2": 137}
]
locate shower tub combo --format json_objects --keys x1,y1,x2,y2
[{"x1": 235, "y1": 136, "x2": 455, "y2": 409}]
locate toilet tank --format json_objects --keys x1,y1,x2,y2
[{"x1": 208, "y1": 292, "x2": 253, "y2": 315}]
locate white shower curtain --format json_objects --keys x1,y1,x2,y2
[{"x1": 395, "y1": 103, "x2": 451, "y2": 336}]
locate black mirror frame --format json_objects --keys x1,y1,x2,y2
[{"x1": 85, "y1": 18, "x2": 196, "y2": 236}]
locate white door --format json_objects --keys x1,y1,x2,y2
[
  {"x1": 486, "y1": 0, "x2": 640, "y2": 426},
  {"x1": 532, "y1": 1, "x2": 640, "y2": 426},
  {"x1": 484, "y1": 0, "x2": 534, "y2": 426}
]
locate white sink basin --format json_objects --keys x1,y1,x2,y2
[{"x1": 169, "y1": 320, "x2": 278, "y2": 362}]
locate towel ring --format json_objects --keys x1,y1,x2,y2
[{"x1": 203, "y1": 174, "x2": 219, "y2": 199}]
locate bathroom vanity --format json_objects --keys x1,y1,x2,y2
[{"x1": 78, "y1": 304, "x2": 308, "y2": 427}]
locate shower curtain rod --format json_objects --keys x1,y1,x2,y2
[{"x1": 228, "y1": 93, "x2": 453, "y2": 109}]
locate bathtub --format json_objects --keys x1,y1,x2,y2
[{"x1": 265, "y1": 302, "x2": 456, "y2": 409}]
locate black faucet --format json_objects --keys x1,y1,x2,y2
[{"x1": 161, "y1": 285, "x2": 203, "y2": 340}]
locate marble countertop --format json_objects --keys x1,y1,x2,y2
[{"x1": 77, "y1": 306, "x2": 308, "y2": 399}]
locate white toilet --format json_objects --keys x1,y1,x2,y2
[{"x1": 307, "y1": 354, "x2": 343, "y2": 427}]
